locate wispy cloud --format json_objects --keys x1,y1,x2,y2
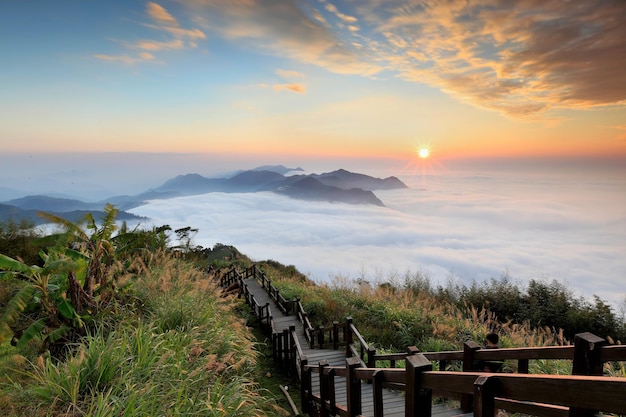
[
  {"x1": 179, "y1": 0, "x2": 381, "y2": 76},
  {"x1": 93, "y1": 52, "x2": 157, "y2": 64},
  {"x1": 177, "y1": 0, "x2": 625, "y2": 117},
  {"x1": 95, "y1": 2, "x2": 205, "y2": 64},
  {"x1": 359, "y1": 0, "x2": 626, "y2": 117},
  {"x1": 146, "y1": 2, "x2": 178, "y2": 26},
  {"x1": 610, "y1": 125, "x2": 626, "y2": 142},
  {"x1": 275, "y1": 69, "x2": 305, "y2": 79},
  {"x1": 271, "y1": 68, "x2": 307, "y2": 93},
  {"x1": 273, "y1": 83, "x2": 306, "y2": 93}
]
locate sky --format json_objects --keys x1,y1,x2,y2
[{"x1": 1, "y1": 0, "x2": 626, "y2": 160}]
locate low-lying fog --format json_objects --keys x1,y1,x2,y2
[{"x1": 128, "y1": 165, "x2": 626, "y2": 308}]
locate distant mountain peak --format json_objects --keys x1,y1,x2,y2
[
  {"x1": 0, "y1": 166, "x2": 409, "y2": 223},
  {"x1": 252, "y1": 165, "x2": 304, "y2": 175}
]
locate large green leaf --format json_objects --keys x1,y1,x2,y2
[
  {"x1": 47, "y1": 325, "x2": 71, "y2": 343},
  {"x1": 57, "y1": 299, "x2": 77, "y2": 319},
  {"x1": 0, "y1": 254, "x2": 32, "y2": 274},
  {"x1": 0, "y1": 285, "x2": 35, "y2": 342},
  {"x1": 16, "y1": 318, "x2": 46, "y2": 349}
]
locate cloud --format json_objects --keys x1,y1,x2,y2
[
  {"x1": 323, "y1": 1, "x2": 358, "y2": 24},
  {"x1": 93, "y1": 52, "x2": 157, "y2": 64},
  {"x1": 176, "y1": 0, "x2": 625, "y2": 117},
  {"x1": 178, "y1": 0, "x2": 381, "y2": 76},
  {"x1": 275, "y1": 69, "x2": 305, "y2": 79},
  {"x1": 135, "y1": 39, "x2": 185, "y2": 51},
  {"x1": 146, "y1": 2, "x2": 179, "y2": 26},
  {"x1": 360, "y1": 0, "x2": 626, "y2": 117},
  {"x1": 95, "y1": 2, "x2": 205, "y2": 64},
  {"x1": 128, "y1": 165, "x2": 626, "y2": 307},
  {"x1": 273, "y1": 83, "x2": 306, "y2": 93},
  {"x1": 608, "y1": 125, "x2": 626, "y2": 142},
  {"x1": 271, "y1": 68, "x2": 306, "y2": 93}
]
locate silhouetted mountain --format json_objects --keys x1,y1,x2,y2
[
  {"x1": 313, "y1": 169, "x2": 407, "y2": 191},
  {"x1": 0, "y1": 166, "x2": 408, "y2": 223},
  {"x1": 224, "y1": 170, "x2": 285, "y2": 192},
  {"x1": 275, "y1": 176, "x2": 384, "y2": 206},
  {"x1": 147, "y1": 168, "x2": 406, "y2": 206},
  {"x1": 252, "y1": 165, "x2": 304, "y2": 175},
  {"x1": 0, "y1": 203, "x2": 145, "y2": 225},
  {"x1": 7, "y1": 195, "x2": 100, "y2": 212}
]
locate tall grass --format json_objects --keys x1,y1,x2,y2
[
  {"x1": 272, "y1": 273, "x2": 571, "y2": 353},
  {"x1": 0, "y1": 252, "x2": 288, "y2": 416}
]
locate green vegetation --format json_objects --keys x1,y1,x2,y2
[
  {"x1": 1, "y1": 213, "x2": 624, "y2": 416},
  {"x1": 255, "y1": 260, "x2": 625, "y2": 376},
  {"x1": 0, "y1": 215, "x2": 289, "y2": 416}
]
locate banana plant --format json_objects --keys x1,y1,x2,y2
[
  {"x1": 0, "y1": 251, "x2": 79, "y2": 349},
  {"x1": 0, "y1": 204, "x2": 120, "y2": 351}
]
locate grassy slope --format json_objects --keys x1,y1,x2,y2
[
  {"x1": 1, "y1": 247, "x2": 623, "y2": 416},
  {"x1": 0, "y1": 252, "x2": 290, "y2": 417}
]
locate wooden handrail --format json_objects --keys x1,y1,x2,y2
[{"x1": 474, "y1": 372, "x2": 626, "y2": 416}]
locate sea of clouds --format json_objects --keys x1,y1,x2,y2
[{"x1": 128, "y1": 165, "x2": 626, "y2": 308}]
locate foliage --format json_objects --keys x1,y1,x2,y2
[
  {"x1": 446, "y1": 276, "x2": 624, "y2": 341},
  {"x1": 0, "y1": 250, "x2": 288, "y2": 417},
  {"x1": 0, "y1": 219, "x2": 42, "y2": 266},
  {"x1": 0, "y1": 206, "x2": 174, "y2": 356}
]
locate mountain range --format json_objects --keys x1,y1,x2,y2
[{"x1": 0, "y1": 165, "x2": 407, "y2": 225}]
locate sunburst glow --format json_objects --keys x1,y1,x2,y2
[{"x1": 418, "y1": 147, "x2": 430, "y2": 159}]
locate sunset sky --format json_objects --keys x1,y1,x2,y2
[{"x1": 2, "y1": 0, "x2": 626, "y2": 161}]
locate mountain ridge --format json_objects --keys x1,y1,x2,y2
[{"x1": 0, "y1": 166, "x2": 408, "y2": 224}]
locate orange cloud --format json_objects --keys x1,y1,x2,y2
[
  {"x1": 365, "y1": 0, "x2": 626, "y2": 117},
  {"x1": 135, "y1": 39, "x2": 185, "y2": 51},
  {"x1": 174, "y1": 0, "x2": 625, "y2": 118},
  {"x1": 275, "y1": 69, "x2": 305, "y2": 79},
  {"x1": 147, "y1": 2, "x2": 179, "y2": 27},
  {"x1": 273, "y1": 84, "x2": 306, "y2": 94},
  {"x1": 96, "y1": 2, "x2": 205, "y2": 64},
  {"x1": 93, "y1": 52, "x2": 156, "y2": 64},
  {"x1": 323, "y1": 2, "x2": 358, "y2": 24},
  {"x1": 179, "y1": 0, "x2": 380, "y2": 76}
]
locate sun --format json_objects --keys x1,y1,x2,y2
[{"x1": 418, "y1": 147, "x2": 430, "y2": 159}]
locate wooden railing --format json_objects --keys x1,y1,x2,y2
[
  {"x1": 301, "y1": 354, "x2": 626, "y2": 417},
  {"x1": 220, "y1": 265, "x2": 626, "y2": 417}
]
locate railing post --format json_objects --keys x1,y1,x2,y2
[
  {"x1": 272, "y1": 331, "x2": 278, "y2": 362},
  {"x1": 277, "y1": 331, "x2": 284, "y2": 365},
  {"x1": 289, "y1": 325, "x2": 297, "y2": 377},
  {"x1": 405, "y1": 353, "x2": 432, "y2": 417},
  {"x1": 570, "y1": 332, "x2": 606, "y2": 417},
  {"x1": 372, "y1": 370, "x2": 385, "y2": 417},
  {"x1": 473, "y1": 375, "x2": 496, "y2": 417},
  {"x1": 367, "y1": 347, "x2": 377, "y2": 368},
  {"x1": 346, "y1": 356, "x2": 362, "y2": 417},
  {"x1": 517, "y1": 359, "x2": 529, "y2": 374},
  {"x1": 328, "y1": 368, "x2": 337, "y2": 416},
  {"x1": 317, "y1": 325, "x2": 325, "y2": 348},
  {"x1": 282, "y1": 328, "x2": 290, "y2": 373},
  {"x1": 264, "y1": 302, "x2": 270, "y2": 323},
  {"x1": 572, "y1": 332, "x2": 606, "y2": 376},
  {"x1": 345, "y1": 317, "x2": 354, "y2": 357},
  {"x1": 319, "y1": 360, "x2": 330, "y2": 417},
  {"x1": 300, "y1": 359, "x2": 311, "y2": 414},
  {"x1": 333, "y1": 321, "x2": 340, "y2": 350},
  {"x1": 461, "y1": 341, "x2": 481, "y2": 412}
]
